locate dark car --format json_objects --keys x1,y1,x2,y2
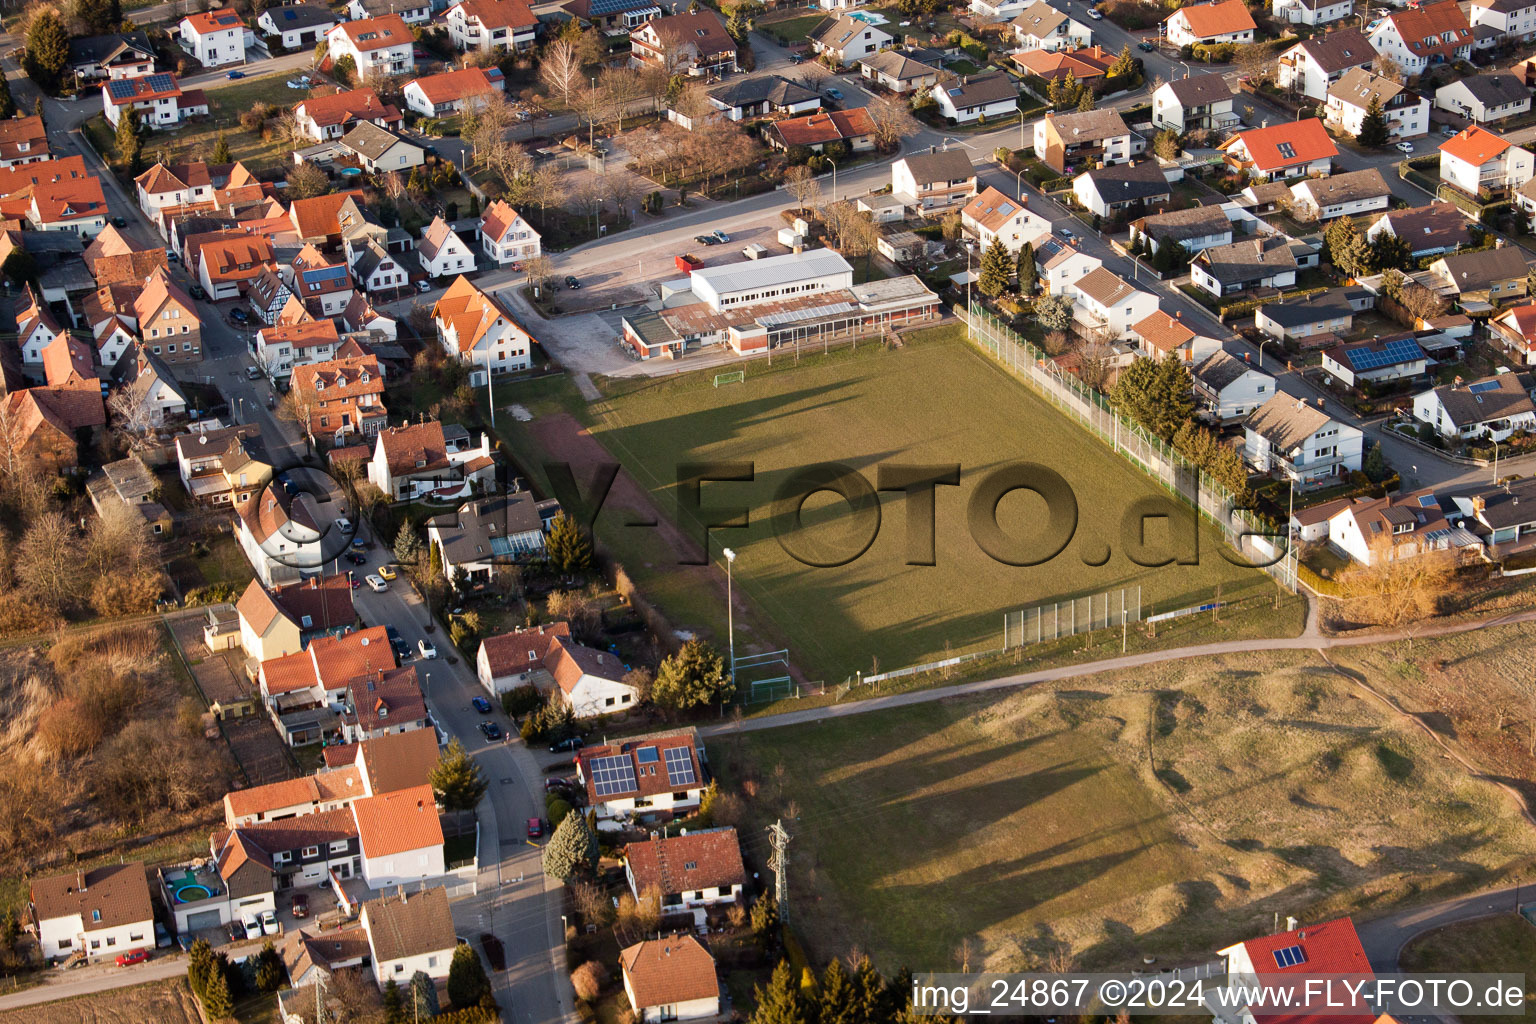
[
  {"x1": 544, "y1": 776, "x2": 574, "y2": 792},
  {"x1": 230, "y1": 308, "x2": 250, "y2": 324},
  {"x1": 345, "y1": 552, "x2": 367, "y2": 566},
  {"x1": 386, "y1": 625, "x2": 410, "y2": 661},
  {"x1": 564, "y1": 275, "x2": 580, "y2": 289},
  {"x1": 472, "y1": 696, "x2": 493, "y2": 714},
  {"x1": 291, "y1": 893, "x2": 309, "y2": 918},
  {"x1": 111, "y1": 216, "x2": 127, "y2": 228},
  {"x1": 1137, "y1": 40, "x2": 1155, "y2": 51},
  {"x1": 189, "y1": 284, "x2": 209, "y2": 300},
  {"x1": 695, "y1": 234, "x2": 719, "y2": 245},
  {"x1": 548, "y1": 735, "x2": 584, "y2": 753},
  {"x1": 479, "y1": 721, "x2": 502, "y2": 740}
]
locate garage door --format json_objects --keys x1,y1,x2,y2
[{"x1": 185, "y1": 910, "x2": 222, "y2": 931}]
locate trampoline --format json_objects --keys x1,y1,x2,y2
[{"x1": 175, "y1": 884, "x2": 214, "y2": 904}]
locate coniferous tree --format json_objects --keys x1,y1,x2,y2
[
  {"x1": 187, "y1": 938, "x2": 214, "y2": 1000},
  {"x1": 977, "y1": 238, "x2": 1012, "y2": 297},
  {"x1": 448, "y1": 942, "x2": 493, "y2": 1009},
  {"x1": 1016, "y1": 240, "x2": 1037, "y2": 296},
  {"x1": 820, "y1": 958, "x2": 858, "y2": 1024},
  {"x1": 1369, "y1": 231, "x2": 1412, "y2": 273},
  {"x1": 1324, "y1": 216, "x2": 1368, "y2": 278},
  {"x1": 383, "y1": 978, "x2": 405, "y2": 1023},
  {"x1": 0, "y1": 77, "x2": 16, "y2": 120},
  {"x1": 652, "y1": 638, "x2": 731, "y2": 712},
  {"x1": 23, "y1": 10, "x2": 69, "y2": 94},
  {"x1": 546, "y1": 512, "x2": 593, "y2": 573},
  {"x1": 202, "y1": 962, "x2": 234, "y2": 1018},
  {"x1": 254, "y1": 941, "x2": 283, "y2": 992},
  {"x1": 541, "y1": 810, "x2": 599, "y2": 881},
  {"x1": 1077, "y1": 88, "x2": 1095, "y2": 112},
  {"x1": 393, "y1": 524, "x2": 421, "y2": 565},
  {"x1": 213, "y1": 133, "x2": 231, "y2": 163},
  {"x1": 430, "y1": 739, "x2": 488, "y2": 811},
  {"x1": 750, "y1": 961, "x2": 811, "y2": 1024},
  {"x1": 116, "y1": 105, "x2": 143, "y2": 174},
  {"x1": 1356, "y1": 97, "x2": 1390, "y2": 147},
  {"x1": 410, "y1": 970, "x2": 439, "y2": 1018}
]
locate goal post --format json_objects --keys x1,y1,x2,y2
[{"x1": 713, "y1": 370, "x2": 746, "y2": 388}]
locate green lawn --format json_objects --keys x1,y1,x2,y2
[
  {"x1": 564, "y1": 326, "x2": 1266, "y2": 682},
  {"x1": 757, "y1": 13, "x2": 828, "y2": 44}
]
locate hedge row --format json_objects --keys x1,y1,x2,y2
[{"x1": 1218, "y1": 285, "x2": 1330, "y2": 320}]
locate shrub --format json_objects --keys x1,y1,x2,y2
[{"x1": 571, "y1": 961, "x2": 607, "y2": 1002}]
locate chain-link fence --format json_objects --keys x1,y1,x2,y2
[{"x1": 962, "y1": 303, "x2": 1297, "y2": 592}]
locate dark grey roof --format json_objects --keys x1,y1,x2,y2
[
  {"x1": 1165, "y1": 73, "x2": 1232, "y2": 108},
  {"x1": 707, "y1": 75, "x2": 818, "y2": 110},
  {"x1": 340, "y1": 121, "x2": 419, "y2": 161},
  {"x1": 1427, "y1": 372, "x2": 1535, "y2": 427},
  {"x1": 1259, "y1": 289, "x2": 1356, "y2": 328},
  {"x1": 1462, "y1": 476, "x2": 1536, "y2": 529},
  {"x1": 1080, "y1": 160, "x2": 1171, "y2": 203},
  {"x1": 1194, "y1": 349, "x2": 1263, "y2": 391},
  {"x1": 351, "y1": 240, "x2": 392, "y2": 282},
  {"x1": 1444, "y1": 72, "x2": 1530, "y2": 108},
  {"x1": 898, "y1": 148, "x2": 975, "y2": 185},
  {"x1": 428, "y1": 494, "x2": 543, "y2": 566},
  {"x1": 1195, "y1": 234, "x2": 1296, "y2": 285},
  {"x1": 1137, "y1": 204, "x2": 1231, "y2": 243},
  {"x1": 67, "y1": 32, "x2": 153, "y2": 67},
  {"x1": 1292, "y1": 28, "x2": 1375, "y2": 73},
  {"x1": 1436, "y1": 245, "x2": 1531, "y2": 290},
  {"x1": 810, "y1": 13, "x2": 887, "y2": 49},
  {"x1": 938, "y1": 72, "x2": 1018, "y2": 106},
  {"x1": 1293, "y1": 167, "x2": 1391, "y2": 206},
  {"x1": 262, "y1": 3, "x2": 337, "y2": 28},
  {"x1": 1475, "y1": 0, "x2": 1536, "y2": 13}
]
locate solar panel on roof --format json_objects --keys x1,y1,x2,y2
[
  {"x1": 1347, "y1": 338, "x2": 1423, "y2": 371},
  {"x1": 664, "y1": 745, "x2": 697, "y2": 787},
  {"x1": 589, "y1": 754, "x2": 637, "y2": 797},
  {"x1": 108, "y1": 80, "x2": 135, "y2": 99},
  {"x1": 636, "y1": 746, "x2": 659, "y2": 764},
  {"x1": 216, "y1": 14, "x2": 238, "y2": 23},
  {"x1": 1468, "y1": 379, "x2": 1502, "y2": 394},
  {"x1": 1418, "y1": 494, "x2": 1438, "y2": 507},
  {"x1": 147, "y1": 73, "x2": 174, "y2": 91},
  {"x1": 1273, "y1": 945, "x2": 1307, "y2": 968}
]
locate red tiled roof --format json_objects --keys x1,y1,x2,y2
[
  {"x1": 376, "y1": 420, "x2": 448, "y2": 476},
  {"x1": 183, "y1": 6, "x2": 243, "y2": 34},
  {"x1": 331, "y1": 13, "x2": 412, "y2": 50},
  {"x1": 1233, "y1": 917, "x2": 1375, "y2": 1024},
  {"x1": 577, "y1": 732, "x2": 702, "y2": 804},
  {"x1": 448, "y1": 0, "x2": 537, "y2": 31},
  {"x1": 620, "y1": 936, "x2": 718, "y2": 1009},
  {"x1": 407, "y1": 67, "x2": 500, "y2": 105},
  {"x1": 352, "y1": 784, "x2": 442, "y2": 858},
  {"x1": 774, "y1": 108, "x2": 875, "y2": 147},
  {"x1": 1133, "y1": 310, "x2": 1196, "y2": 353},
  {"x1": 258, "y1": 319, "x2": 339, "y2": 350},
  {"x1": 624, "y1": 828, "x2": 745, "y2": 897},
  {"x1": 289, "y1": 189, "x2": 366, "y2": 239},
  {"x1": 1383, "y1": 1, "x2": 1472, "y2": 58},
  {"x1": 1440, "y1": 124, "x2": 1511, "y2": 165},
  {"x1": 1223, "y1": 118, "x2": 1337, "y2": 172},
  {"x1": 1169, "y1": 0, "x2": 1256, "y2": 37},
  {"x1": 198, "y1": 232, "x2": 276, "y2": 283},
  {"x1": 479, "y1": 622, "x2": 571, "y2": 678}
]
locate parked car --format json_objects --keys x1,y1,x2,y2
[
  {"x1": 695, "y1": 234, "x2": 719, "y2": 245},
  {"x1": 110, "y1": 216, "x2": 127, "y2": 228},
  {"x1": 229, "y1": 308, "x2": 250, "y2": 324},
  {"x1": 712, "y1": 229, "x2": 730, "y2": 243},
  {"x1": 115, "y1": 949, "x2": 151, "y2": 967},
  {"x1": 189, "y1": 284, "x2": 209, "y2": 300},
  {"x1": 1137, "y1": 40, "x2": 1155, "y2": 51},
  {"x1": 378, "y1": 564, "x2": 397, "y2": 581},
  {"x1": 544, "y1": 776, "x2": 574, "y2": 792},
  {"x1": 1396, "y1": 140, "x2": 1415, "y2": 153},
  {"x1": 165, "y1": 248, "x2": 179, "y2": 262},
  {"x1": 334, "y1": 517, "x2": 352, "y2": 534},
  {"x1": 365, "y1": 574, "x2": 387, "y2": 592},
  {"x1": 564, "y1": 275, "x2": 580, "y2": 289},
  {"x1": 418, "y1": 638, "x2": 438, "y2": 659},
  {"x1": 245, "y1": 365, "x2": 263, "y2": 380},
  {"x1": 526, "y1": 817, "x2": 543, "y2": 838},
  {"x1": 345, "y1": 552, "x2": 367, "y2": 566},
  {"x1": 479, "y1": 933, "x2": 507, "y2": 972},
  {"x1": 260, "y1": 910, "x2": 278, "y2": 935},
  {"x1": 386, "y1": 625, "x2": 410, "y2": 661},
  {"x1": 789, "y1": 52, "x2": 804, "y2": 63},
  {"x1": 824, "y1": 87, "x2": 843, "y2": 101},
  {"x1": 472, "y1": 695, "x2": 493, "y2": 713},
  {"x1": 1088, "y1": 7, "x2": 1102, "y2": 16},
  {"x1": 226, "y1": 69, "x2": 244, "y2": 79},
  {"x1": 291, "y1": 893, "x2": 309, "y2": 918},
  {"x1": 548, "y1": 735, "x2": 585, "y2": 753},
  {"x1": 480, "y1": 721, "x2": 502, "y2": 740},
  {"x1": 242, "y1": 914, "x2": 262, "y2": 941}
]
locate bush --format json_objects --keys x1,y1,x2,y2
[
  {"x1": 502, "y1": 684, "x2": 541, "y2": 718},
  {"x1": 571, "y1": 961, "x2": 607, "y2": 1002}
]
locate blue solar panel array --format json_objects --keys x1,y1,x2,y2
[
  {"x1": 590, "y1": 755, "x2": 637, "y2": 797},
  {"x1": 636, "y1": 746, "x2": 659, "y2": 764},
  {"x1": 664, "y1": 746, "x2": 697, "y2": 787},
  {"x1": 1273, "y1": 945, "x2": 1307, "y2": 969},
  {"x1": 1468, "y1": 379, "x2": 1502, "y2": 394},
  {"x1": 147, "y1": 73, "x2": 175, "y2": 92},
  {"x1": 1347, "y1": 338, "x2": 1424, "y2": 372},
  {"x1": 107, "y1": 79, "x2": 136, "y2": 100},
  {"x1": 305, "y1": 265, "x2": 349, "y2": 286}
]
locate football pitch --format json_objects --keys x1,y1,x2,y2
[{"x1": 583, "y1": 326, "x2": 1269, "y2": 682}]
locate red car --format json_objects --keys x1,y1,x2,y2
[
  {"x1": 115, "y1": 949, "x2": 151, "y2": 967},
  {"x1": 527, "y1": 817, "x2": 543, "y2": 839}
]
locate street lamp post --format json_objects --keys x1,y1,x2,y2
[
  {"x1": 722, "y1": 548, "x2": 736, "y2": 679},
  {"x1": 1494, "y1": 439, "x2": 1501, "y2": 483},
  {"x1": 827, "y1": 156, "x2": 838, "y2": 202},
  {"x1": 1015, "y1": 166, "x2": 1025, "y2": 201}
]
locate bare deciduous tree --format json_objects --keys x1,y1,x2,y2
[
  {"x1": 783, "y1": 164, "x2": 821, "y2": 213},
  {"x1": 866, "y1": 94, "x2": 920, "y2": 151},
  {"x1": 538, "y1": 39, "x2": 584, "y2": 108},
  {"x1": 1077, "y1": 327, "x2": 1117, "y2": 391}
]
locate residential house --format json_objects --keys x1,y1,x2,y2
[
  {"x1": 291, "y1": 354, "x2": 387, "y2": 446},
  {"x1": 418, "y1": 217, "x2": 477, "y2": 278},
  {"x1": 1328, "y1": 490, "x2": 1476, "y2": 565},
  {"x1": 969, "y1": 0, "x2": 1028, "y2": 20},
  {"x1": 808, "y1": 14, "x2": 892, "y2": 64},
  {"x1": 222, "y1": 760, "x2": 365, "y2": 827},
  {"x1": 620, "y1": 936, "x2": 720, "y2": 1024},
  {"x1": 1130, "y1": 309, "x2": 1221, "y2": 364},
  {"x1": 1152, "y1": 73, "x2": 1237, "y2": 132},
  {"x1": 630, "y1": 12, "x2": 738, "y2": 76},
  {"x1": 1271, "y1": 0, "x2": 1352, "y2": 26},
  {"x1": 1165, "y1": 0, "x2": 1256, "y2": 46},
  {"x1": 25, "y1": 173, "x2": 109, "y2": 239},
  {"x1": 1218, "y1": 918, "x2": 1376, "y2": 1024},
  {"x1": 236, "y1": 479, "x2": 336, "y2": 588},
  {"x1": 1220, "y1": 119, "x2": 1337, "y2": 181},
  {"x1": 475, "y1": 622, "x2": 571, "y2": 695},
  {"x1": 196, "y1": 231, "x2": 276, "y2": 300},
  {"x1": 111, "y1": 345, "x2": 188, "y2": 427},
  {"x1": 1034, "y1": 107, "x2": 1132, "y2": 173},
  {"x1": 1276, "y1": 29, "x2": 1375, "y2": 101},
  {"x1": 930, "y1": 72, "x2": 1018, "y2": 124},
  {"x1": 86, "y1": 456, "x2": 172, "y2": 537},
  {"x1": 256, "y1": 625, "x2": 394, "y2": 725},
  {"x1": 67, "y1": 32, "x2": 155, "y2": 81},
  {"x1": 248, "y1": 267, "x2": 295, "y2": 326},
  {"x1": 624, "y1": 828, "x2": 745, "y2": 926},
  {"x1": 30, "y1": 864, "x2": 153, "y2": 962},
  {"x1": 133, "y1": 160, "x2": 217, "y2": 222},
  {"x1": 257, "y1": 3, "x2": 338, "y2": 47},
  {"x1": 1449, "y1": 475, "x2": 1536, "y2": 552},
  {"x1": 135, "y1": 268, "x2": 203, "y2": 363},
  {"x1": 1322, "y1": 335, "x2": 1429, "y2": 387},
  {"x1": 1256, "y1": 288, "x2": 1364, "y2": 341},
  {"x1": 291, "y1": 243, "x2": 354, "y2": 317},
  {"x1": 857, "y1": 50, "x2": 940, "y2": 93},
  {"x1": 289, "y1": 190, "x2": 369, "y2": 247},
  {"x1": 256, "y1": 319, "x2": 342, "y2": 380},
  {"x1": 1033, "y1": 236, "x2": 1103, "y2": 297},
  {"x1": 576, "y1": 731, "x2": 707, "y2": 828},
  {"x1": 1368, "y1": 1, "x2": 1474, "y2": 76},
  {"x1": 1193, "y1": 350, "x2": 1275, "y2": 423},
  {"x1": 1, "y1": 379, "x2": 104, "y2": 474},
  {"x1": 698, "y1": 76, "x2": 819, "y2": 124},
  {"x1": 1244, "y1": 393, "x2": 1365, "y2": 486},
  {"x1": 1491, "y1": 303, "x2": 1536, "y2": 360},
  {"x1": 179, "y1": 7, "x2": 246, "y2": 68},
  {"x1": 891, "y1": 150, "x2": 976, "y2": 213},
  {"x1": 1413, "y1": 372, "x2": 1536, "y2": 440},
  {"x1": 1435, "y1": 72, "x2": 1532, "y2": 125},
  {"x1": 340, "y1": 122, "x2": 426, "y2": 174},
  {"x1": 1011, "y1": 45, "x2": 1114, "y2": 84},
  {"x1": 1427, "y1": 244, "x2": 1531, "y2": 304},
  {"x1": 174, "y1": 424, "x2": 271, "y2": 506},
  {"x1": 329, "y1": 727, "x2": 443, "y2": 794},
  {"x1": 326, "y1": 15, "x2": 415, "y2": 79},
  {"x1": 444, "y1": 0, "x2": 538, "y2": 53},
  {"x1": 351, "y1": 785, "x2": 444, "y2": 887},
  {"x1": 282, "y1": 929, "x2": 372, "y2": 989},
  {"x1": 1364, "y1": 201, "x2": 1473, "y2": 257},
  {"x1": 402, "y1": 67, "x2": 501, "y2": 117},
  {"x1": 1072, "y1": 161, "x2": 1171, "y2": 220},
  {"x1": 1010, "y1": 1, "x2": 1092, "y2": 50},
  {"x1": 770, "y1": 108, "x2": 875, "y2": 152},
  {"x1": 368, "y1": 421, "x2": 498, "y2": 500},
  {"x1": 480, "y1": 200, "x2": 541, "y2": 266},
  {"x1": 1288, "y1": 167, "x2": 1392, "y2": 221},
  {"x1": 1131, "y1": 205, "x2": 1232, "y2": 257},
  {"x1": 1191, "y1": 235, "x2": 1298, "y2": 297},
  {"x1": 294, "y1": 89, "x2": 404, "y2": 142},
  {"x1": 960, "y1": 185, "x2": 1051, "y2": 253},
  {"x1": 1071, "y1": 267, "x2": 1160, "y2": 339},
  {"x1": 348, "y1": 239, "x2": 410, "y2": 296},
  {"x1": 1466, "y1": 0, "x2": 1536, "y2": 43},
  {"x1": 427, "y1": 493, "x2": 548, "y2": 585},
  {"x1": 342, "y1": 292, "x2": 397, "y2": 339},
  {"x1": 346, "y1": 0, "x2": 431, "y2": 23},
  {"x1": 1326, "y1": 69, "x2": 1429, "y2": 140},
  {"x1": 13, "y1": 284, "x2": 58, "y2": 366},
  {"x1": 0, "y1": 116, "x2": 49, "y2": 168},
  {"x1": 433, "y1": 275, "x2": 537, "y2": 378},
  {"x1": 361, "y1": 888, "x2": 458, "y2": 988},
  {"x1": 83, "y1": 224, "x2": 166, "y2": 287},
  {"x1": 212, "y1": 809, "x2": 361, "y2": 891},
  {"x1": 235, "y1": 574, "x2": 356, "y2": 663}
]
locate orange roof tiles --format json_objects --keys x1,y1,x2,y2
[
  {"x1": 376, "y1": 421, "x2": 448, "y2": 475},
  {"x1": 1169, "y1": 0, "x2": 1256, "y2": 37},
  {"x1": 351, "y1": 784, "x2": 443, "y2": 857},
  {"x1": 1133, "y1": 310, "x2": 1197, "y2": 354},
  {"x1": 183, "y1": 6, "x2": 243, "y2": 33},
  {"x1": 1383, "y1": 1, "x2": 1472, "y2": 58},
  {"x1": 102, "y1": 74, "x2": 182, "y2": 106},
  {"x1": 289, "y1": 189, "x2": 366, "y2": 240},
  {"x1": 449, "y1": 0, "x2": 537, "y2": 30},
  {"x1": 30, "y1": 176, "x2": 107, "y2": 223},
  {"x1": 134, "y1": 267, "x2": 196, "y2": 323},
  {"x1": 0, "y1": 117, "x2": 47, "y2": 163},
  {"x1": 332, "y1": 13, "x2": 412, "y2": 50},
  {"x1": 42, "y1": 335, "x2": 95, "y2": 386},
  {"x1": 774, "y1": 108, "x2": 876, "y2": 147},
  {"x1": 197, "y1": 232, "x2": 276, "y2": 284},
  {"x1": 296, "y1": 89, "x2": 401, "y2": 130},
  {"x1": 407, "y1": 67, "x2": 499, "y2": 106},
  {"x1": 479, "y1": 622, "x2": 571, "y2": 678},
  {"x1": 1440, "y1": 124, "x2": 1512, "y2": 165},
  {"x1": 620, "y1": 936, "x2": 718, "y2": 1009},
  {"x1": 432, "y1": 275, "x2": 530, "y2": 353},
  {"x1": 1223, "y1": 118, "x2": 1337, "y2": 172},
  {"x1": 625, "y1": 828, "x2": 745, "y2": 897},
  {"x1": 479, "y1": 199, "x2": 529, "y2": 243}
]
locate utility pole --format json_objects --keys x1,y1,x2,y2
[{"x1": 767, "y1": 819, "x2": 791, "y2": 925}]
